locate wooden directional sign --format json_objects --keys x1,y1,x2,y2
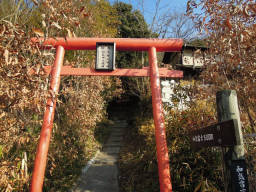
[{"x1": 189, "y1": 119, "x2": 237, "y2": 149}]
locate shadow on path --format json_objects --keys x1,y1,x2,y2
[{"x1": 70, "y1": 95, "x2": 140, "y2": 192}]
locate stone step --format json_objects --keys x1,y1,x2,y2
[
  {"x1": 106, "y1": 139, "x2": 123, "y2": 143},
  {"x1": 109, "y1": 133, "x2": 124, "y2": 137},
  {"x1": 111, "y1": 130, "x2": 124, "y2": 133},
  {"x1": 103, "y1": 146, "x2": 121, "y2": 154},
  {"x1": 106, "y1": 140, "x2": 122, "y2": 145},
  {"x1": 111, "y1": 126, "x2": 127, "y2": 129},
  {"x1": 104, "y1": 143, "x2": 123, "y2": 148},
  {"x1": 107, "y1": 135, "x2": 123, "y2": 139},
  {"x1": 111, "y1": 128, "x2": 125, "y2": 131}
]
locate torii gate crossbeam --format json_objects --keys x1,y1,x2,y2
[{"x1": 30, "y1": 37, "x2": 183, "y2": 192}]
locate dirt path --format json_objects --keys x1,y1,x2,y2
[{"x1": 70, "y1": 120, "x2": 127, "y2": 192}]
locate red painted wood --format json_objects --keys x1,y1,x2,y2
[
  {"x1": 31, "y1": 37, "x2": 183, "y2": 52},
  {"x1": 149, "y1": 47, "x2": 172, "y2": 192},
  {"x1": 39, "y1": 66, "x2": 183, "y2": 78},
  {"x1": 30, "y1": 46, "x2": 65, "y2": 192}
]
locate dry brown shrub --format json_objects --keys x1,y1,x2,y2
[
  {"x1": 0, "y1": 0, "x2": 122, "y2": 191},
  {"x1": 0, "y1": 20, "x2": 50, "y2": 191},
  {"x1": 187, "y1": 0, "x2": 256, "y2": 189}
]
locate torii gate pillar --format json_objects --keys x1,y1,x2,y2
[{"x1": 149, "y1": 47, "x2": 172, "y2": 192}]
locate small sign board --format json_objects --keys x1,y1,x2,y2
[
  {"x1": 95, "y1": 42, "x2": 116, "y2": 71},
  {"x1": 189, "y1": 119, "x2": 237, "y2": 149},
  {"x1": 230, "y1": 160, "x2": 249, "y2": 192}
]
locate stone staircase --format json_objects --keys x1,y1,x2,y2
[{"x1": 70, "y1": 120, "x2": 127, "y2": 192}]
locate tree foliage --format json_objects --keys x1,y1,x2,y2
[
  {"x1": 0, "y1": 0, "x2": 123, "y2": 191},
  {"x1": 114, "y1": 2, "x2": 150, "y2": 39},
  {"x1": 112, "y1": 2, "x2": 154, "y2": 101},
  {"x1": 187, "y1": 0, "x2": 256, "y2": 129},
  {"x1": 187, "y1": 0, "x2": 256, "y2": 189},
  {"x1": 119, "y1": 0, "x2": 256, "y2": 190},
  {"x1": 113, "y1": 2, "x2": 151, "y2": 69}
]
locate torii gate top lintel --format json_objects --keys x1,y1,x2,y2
[{"x1": 31, "y1": 37, "x2": 183, "y2": 52}]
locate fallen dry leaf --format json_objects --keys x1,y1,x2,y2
[{"x1": 32, "y1": 28, "x2": 44, "y2": 37}]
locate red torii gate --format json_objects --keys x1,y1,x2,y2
[{"x1": 29, "y1": 37, "x2": 183, "y2": 192}]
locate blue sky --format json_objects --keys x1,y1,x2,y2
[{"x1": 108, "y1": 0, "x2": 189, "y2": 25}]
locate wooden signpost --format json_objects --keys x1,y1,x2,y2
[
  {"x1": 190, "y1": 119, "x2": 237, "y2": 149},
  {"x1": 189, "y1": 90, "x2": 249, "y2": 192},
  {"x1": 230, "y1": 160, "x2": 249, "y2": 192}
]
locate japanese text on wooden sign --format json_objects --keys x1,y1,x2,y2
[{"x1": 230, "y1": 160, "x2": 249, "y2": 192}]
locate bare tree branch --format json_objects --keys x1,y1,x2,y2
[{"x1": 156, "y1": 11, "x2": 196, "y2": 40}]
